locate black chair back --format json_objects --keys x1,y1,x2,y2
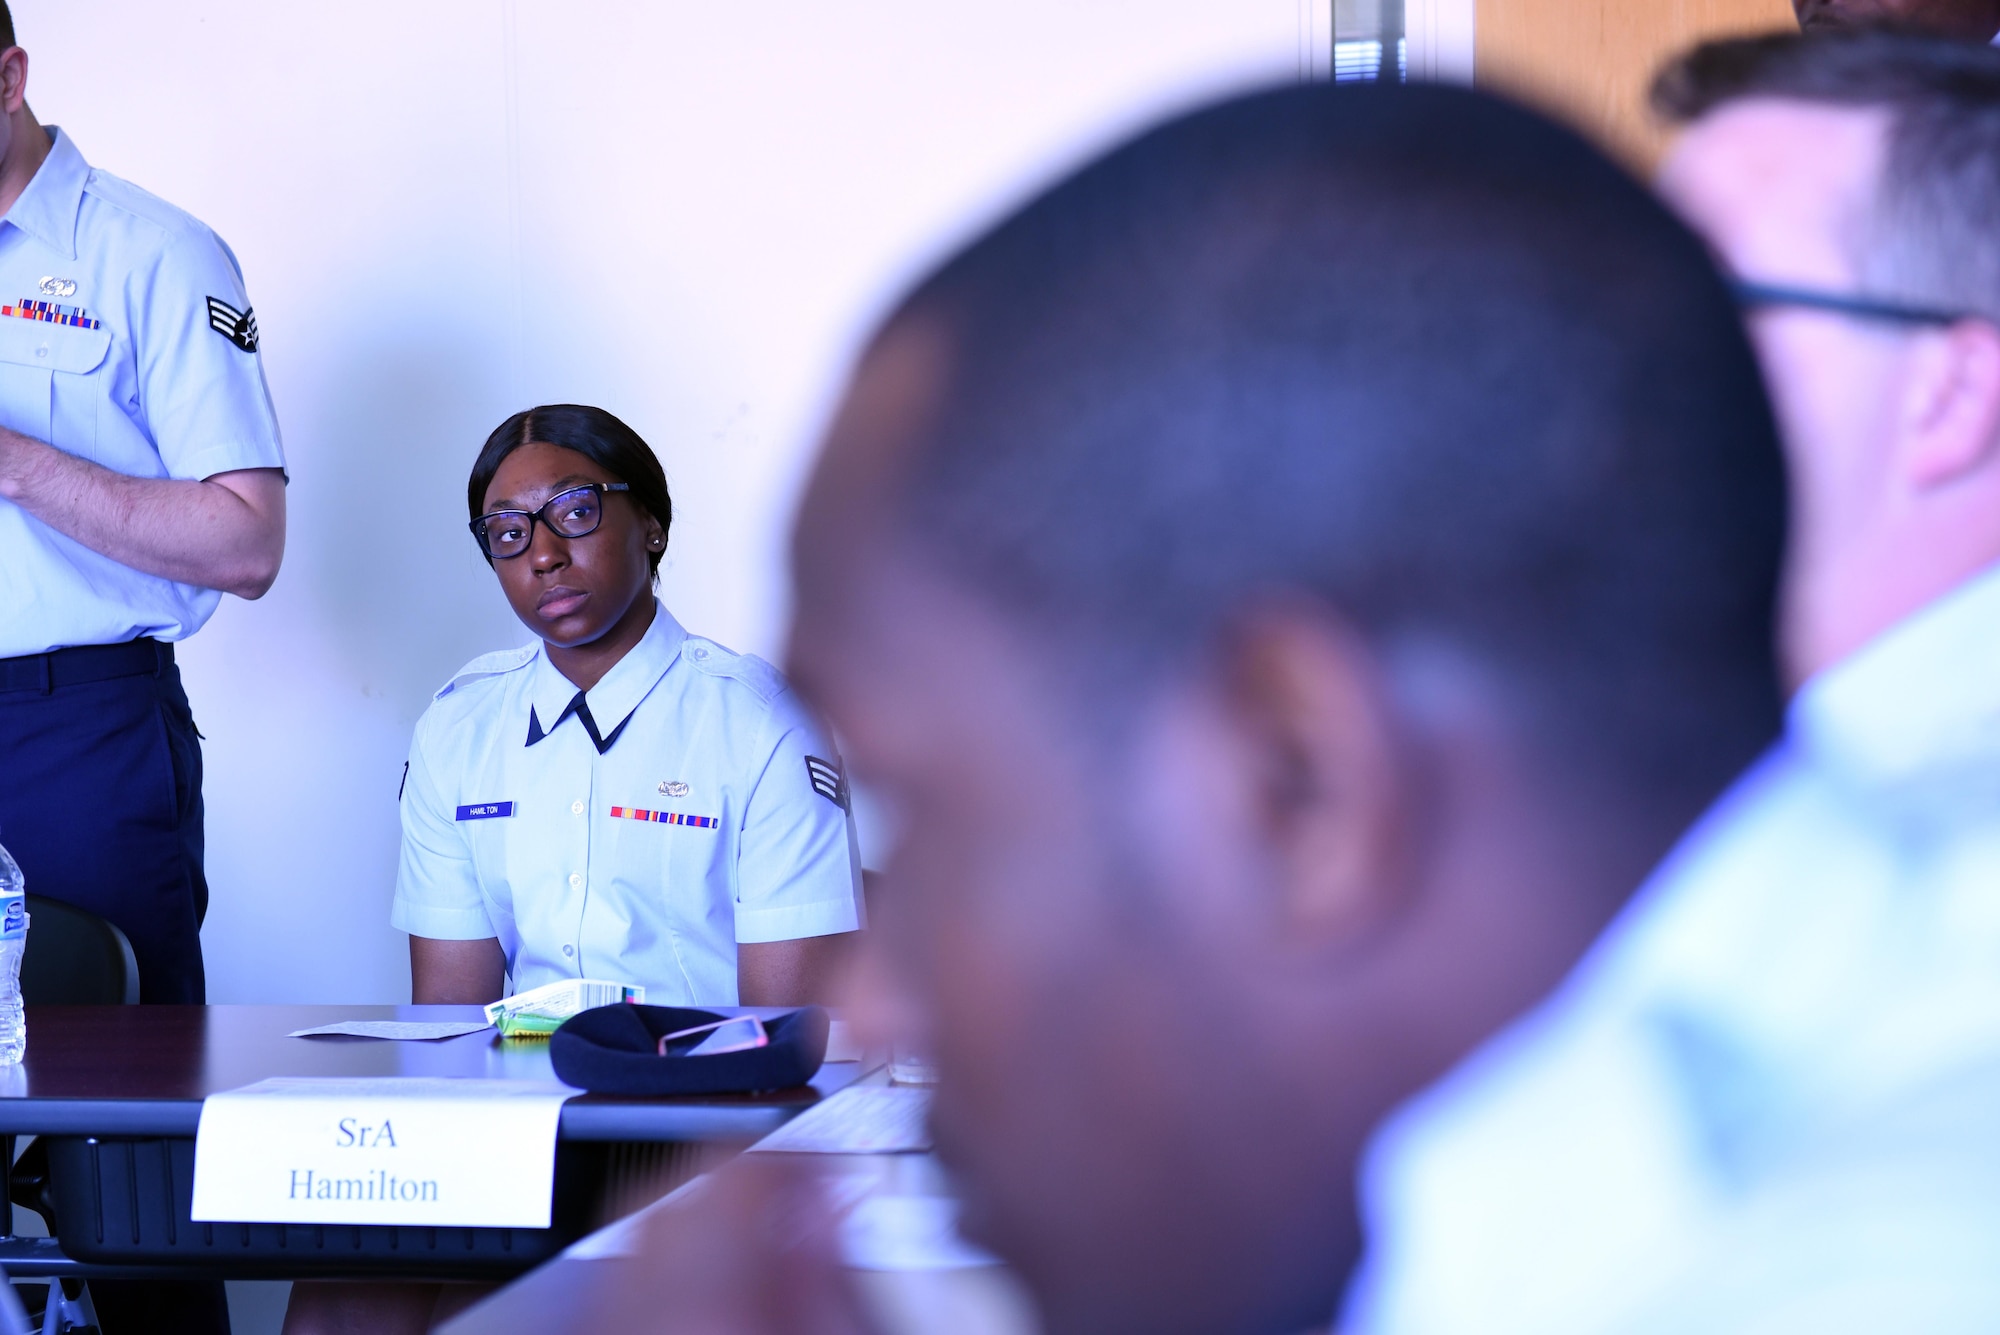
[{"x1": 19, "y1": 895, "x2": 140, "y2": 1006}]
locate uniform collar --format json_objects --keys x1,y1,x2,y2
[
  {"x1": 2, "y1": 127, "x2": 88, "y2": 260},
  {"x1": 524, "y1": 599, "x2": 688, "y2": 752},
  {"x1": 1791, "y1": 560, "x2": 2000, "y2": 802}
]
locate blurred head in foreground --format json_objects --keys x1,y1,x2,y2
[
  {"x1": 789, "y1": 83, "x2": 1784, "y2": 1335},
  {"x1": 1791, "y1": 0, "x2": 2000, "y2": 40},
  {"x1": 1656, "y1": 32, "x2": 2000, "y2": 684}
]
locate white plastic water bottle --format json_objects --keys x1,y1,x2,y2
[{"x1": 0, "y1": 832, "x2": 26, "y2": 1064}]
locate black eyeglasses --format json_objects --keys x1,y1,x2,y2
[
  {"x1": 1730, "y1": 278, "x2": 1971, "y2": 329},
  {"x1": 470, "y1": 483, "x2": 630, "y2": 560}
]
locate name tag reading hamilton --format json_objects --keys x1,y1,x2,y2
[
  {"x1": 455, "y1": 801, "x2": 514, "y2": 821},
  {"x1": 191, "y1": 1076, "x2": 576, "y2": 1228}
]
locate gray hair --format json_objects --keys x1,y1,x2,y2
[{"x1": 1655, "y1": 30, "x2": 2000, "y2": 322}]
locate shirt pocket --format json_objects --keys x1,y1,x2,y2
[
  {"x1": 603, "y1": 801, "x2": 720, "y2": 913},
  {"x1": 0, "y1": 316, "x2": 111, "y2": 457}
]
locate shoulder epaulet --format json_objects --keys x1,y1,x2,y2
[
  {"x1": 81, "y1": 166, "x2": 213, "y2": 243},
  {"x1": 682, "y1": 637, "x2": 784, "y2": 705},
  {"x1": 433, "y1": 643, "x2": 539, "y2": 702}
]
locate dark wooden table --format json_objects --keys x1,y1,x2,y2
[
  {"x1": 0, "y1": 1004, "x2": 861, "y2": 1140},
  {"x1": 440, "y1": 1143, "x2": 1040, "y2": 1335},
  {"x1": 0, "y1": 1004, "x2": 864, "y2": 1281}
]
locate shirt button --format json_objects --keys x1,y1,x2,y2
[
  {"x1": 33, "y1": 345, "x2": 46, "y2": 358},
  {"x1": 569, "y1": 872, "x2": 583, "y2": 888},
  {"x1": 571, "y1": 800, "x2": 584, "y2": 815},
  {"x1": 562, "y1": 945, "x2": 575, "y2": 957},
  {"x1": 693, "y1": 647, "x2": 708, "y2": 659}
]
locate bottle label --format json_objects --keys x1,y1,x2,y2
[{"x1": 0, "y1": 892, "x2": 24, "y2": 941}]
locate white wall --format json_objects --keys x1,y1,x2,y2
[
  {"x1": 13, "y1": 2, "x2": 1308, "y2": 1002},
  {"x1": 1408, "y1": 0, "x2": 1478, "y2": 82}
]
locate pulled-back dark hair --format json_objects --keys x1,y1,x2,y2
[
  {"x1": 0, "y1": 5, "x2": 14, "y2": 52},
  {"x1": 468, "y1": 404, "x2": 673, "y2": 574},
  {"x1": 1654, "y1": 30, "x2": 2000, "y2": 323}
]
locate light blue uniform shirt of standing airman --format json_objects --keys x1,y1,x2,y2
[
  {"x1": 0, "y1": 128, "x2": 285, "y2": 657},
  {"x1": 392, "y1": 601, "x2": 865, "y2": 1004}
]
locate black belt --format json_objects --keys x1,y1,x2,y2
[{"x1": 0, "y1": 638, "x2": 172, "y2": 694}]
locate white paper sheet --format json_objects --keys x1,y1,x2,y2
[
  {"x1": 747, "y1": 1086, "x2": 932, "y2": 1154},
  {"x1": 192, "y1": 1076, "x2": 576, "y2": 1228},
  {"x1": 825, "y1": 1019, "x2": 863, "y2": 1062},
  {"x1": 288, "y1": 1020, "x2": 493, "y2": 1041},
  {"x1": 842, "y1": 1195, "x2": 1000, "y2": 1271}
]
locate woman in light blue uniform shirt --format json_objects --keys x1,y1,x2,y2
[
  {"x1": 391, "y1": 403, "x2": 864, "y2": 1008},
  {"x1": 306, "y1": 410, "x2": 857, "y2": 1335}
]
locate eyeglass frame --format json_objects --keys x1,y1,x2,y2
[
  {"x1": 468, "y1": 482, "x2": 632, "y2": 560},
  {"x1": 1729, "y1": 278, "x2": 1973, "y2": 329}
]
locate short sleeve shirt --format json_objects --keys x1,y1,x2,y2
[
  {"x1": 0, "y1": 128, "x2": 285, "y2": 657},
  {"x1": 1342, "y1": 563, "x2": 2000, "y2": 1335},
  {"x1": 391, "y1": 601, "x2": 864, "y2": 1004}
]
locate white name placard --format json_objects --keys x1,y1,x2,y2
[{"x1": 191, "y1": 1076, "x2": 577, "y2": 1228}]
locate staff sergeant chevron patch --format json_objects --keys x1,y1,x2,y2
[
  {"x1": 206, "y1": 296, "x2": 259, "y2": 352},
  {"x1": 805, "y1": 755, "x2": 850, "y2": 812}
]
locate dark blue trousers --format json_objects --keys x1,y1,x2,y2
[
  {"x1": 1, "y1": 642, "x2": 229, "y2": 1333},
  {"x1": 0, "y1": 642, "x2": 207, "y2": 1004}
]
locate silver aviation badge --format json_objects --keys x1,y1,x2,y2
[
  {"x1": 659, "y1": 781, "x2": 690, "y2": 798},
  {"x1": 38, "y1": 277, "x2": 76, "y2": 298}
]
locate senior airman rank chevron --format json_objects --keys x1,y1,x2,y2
[
  {"x1": 610, "y1": 806, "x2": 719, "y2": 829},
  {"x1": 206, "y1": 296, "x2": 259, "y2": 352},
  {"x1": 805, "y1": 755, "x2": 850, "y2": 812},
  {"x1": 1, "y1": 299, "x2": 99, "y2": 329}
]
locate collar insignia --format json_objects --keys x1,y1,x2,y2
[{"x1": 527, "y1": 690, "x2": 633, "y2": 755}]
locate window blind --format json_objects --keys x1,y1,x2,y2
[{"x1": 1334, "y1": 0, "x2": 1407, "y2": 83}]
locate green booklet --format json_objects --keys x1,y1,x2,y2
[{"x1": 483, "y1": 978, "x2": 645, "y2": 1038}]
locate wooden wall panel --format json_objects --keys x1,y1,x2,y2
[{"x1": 1474, "y1": 0, "x2": 1796, "y2": 166}]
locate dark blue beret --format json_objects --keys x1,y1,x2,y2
[{"x1": 549, "y1": 1004, "x2": 828, "y2": 1095}]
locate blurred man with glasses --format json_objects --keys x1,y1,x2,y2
[{"x1": 1655, "y1": 32, "x2": 2000, "y2": 689}]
